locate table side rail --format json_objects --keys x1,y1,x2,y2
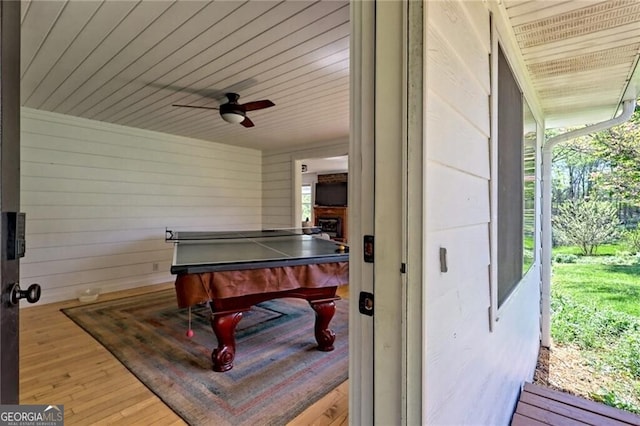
[{"x1": 170, "y1": 253, "x2": 349, "y2": 275}]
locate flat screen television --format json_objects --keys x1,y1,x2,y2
[{"x1": 315, "y1": 182, "x2": 347, "y2": 207}]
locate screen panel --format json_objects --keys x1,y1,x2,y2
[{"x1": 497, "y1": 45, "x2": 524, "y2": 306}]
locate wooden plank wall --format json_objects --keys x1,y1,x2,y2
[
  {"x1": 20, "y1": 108, "x2": 262, "y2": 304},
  {"x1": 262, "y1": 140, "x2": 348, "y2": 229},
  {"x1": 424, "y1": 2, "x2": 541, "y2": 424}
]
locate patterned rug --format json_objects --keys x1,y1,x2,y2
[{"x1": 62, "y1": 289, "x2": 348, "y2": 425}]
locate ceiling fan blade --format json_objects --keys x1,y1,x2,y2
[
  {"x1": 172, "y1": 104, "x2": 219, "y2": 110},
  {"x1": 240, "y1": 116, "x2": 255, "y2": 128},
  {"x1": 147, "y1": 82, "x2": 226, "y2": 100},
  {"x1": 241, "y1": 100, "x2": 275, "y2": 112}
]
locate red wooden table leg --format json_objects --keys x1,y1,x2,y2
[
  {"x1": 210, "y1": 311, "x2": 243, "y2": 372},
  {"x1": 310, "y1": 299, "x2": 336, "y2": 351}
]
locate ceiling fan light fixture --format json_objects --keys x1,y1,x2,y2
[
  {"x1": 173, "y1": 92, "x2": 273, "y2": 128},
  {"x1": 221, "y1": 112, "x2": 245, "y2": 124}
]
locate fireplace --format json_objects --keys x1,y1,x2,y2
[
  {"x1": 317, "y1": 217, "x2": 342, "y2": 240},
  {"x1": 313, "y1": 206, "x2": 347, "y2": 243}
]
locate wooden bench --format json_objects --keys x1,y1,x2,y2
[{"x1": 512, "y1": 382, "x2": 640, "y2": 425}]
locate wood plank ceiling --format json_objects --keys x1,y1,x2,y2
[
  {"x1": 20, "y1": 0, "x2": 350, "y2": 151},
  {"x1": 504, "y1": 0, "x2": 640, "y2": 128},
  {"x1": 19, "y1": 1, "x2": 640, "y2": 150}
]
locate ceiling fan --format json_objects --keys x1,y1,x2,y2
[{"x1": 172, "y1": 93, "x2": 275, "y2": 128}]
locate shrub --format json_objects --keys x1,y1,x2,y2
[
  {"x1": 553, "y1": 200, "x2": 620, "y2": 255},
  {"x1": 554, "y1": 253, "x2": 578, "y2": 263},
  {"x1": 624, "y1": 224, "x2": 640, "y2": 254},
  {"x1": 601, "y1": 252, "x2": 640, "y2": 266}
]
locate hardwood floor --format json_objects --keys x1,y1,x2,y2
[{"x1": 19, "y1": 283, "x2": 349, "y2": 425}]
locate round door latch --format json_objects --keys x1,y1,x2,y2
[{"x1": 8, "y1": 283, "x2": 41, "y2": 305}]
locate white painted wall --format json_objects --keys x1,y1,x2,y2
[
  {"x1": 424, "y1": 2, "x2": 540, "y2": 424},
  {"x1": 20, "y1": 108, "x2": 262, "y2": 304},
  {"x1": 302, "y1": 173, "x2": 318, "y2": 186},
  {"x1": 262, "y1": 139, "x2": 347, "y2": 229}
]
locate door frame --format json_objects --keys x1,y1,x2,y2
[
  {"x1": 372, "y1": 0, "x2": 405, "y2": 422},
  {"x1": 348, "y1": 0, "x2": 375, "y2": 423},
  {"x1": 349, "y1": 0, "x2": 424, "y2": 423},
  {"x1": 289, "y1": 144, "x2": 348, "y2": 229}
]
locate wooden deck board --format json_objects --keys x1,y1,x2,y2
[
  {"x1": 511, "y1": 412, "x2": 549, "y2": 426},
  {"x1": 520, "y1": 391, "x2": 631, "y2": 426},
  {"x1": 512, "y1": 383, "x2": 640, "y2": 426}
]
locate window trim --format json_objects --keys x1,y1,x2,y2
[
  {"x1": 522, "y1": 100, "x2": 538, "y2": 277},
  {"x1": 489, "y1": 21, "x2": 542, "y2": 328}
]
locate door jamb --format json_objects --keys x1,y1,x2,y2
[{"x1": 348, "y1": 0, "x2": 375, "y2": 424}]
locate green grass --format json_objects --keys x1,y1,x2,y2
[
  {"x1": 553, "y1": 262, "x2": 640, "y2": 316},
  {"x1": 550, "y1": 288, "x2": 640, "y2": 413},
  {"x1": 551, "y1": 246, "x2": 640, "y2": 413},
  {"x1": 552, "y1": 243, "x2": 627, "y2": 256},
  {"x1": 551, "y1": 290, "x2": 639, "y2": 349}
]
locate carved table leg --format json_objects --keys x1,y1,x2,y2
[
  {"x1": 210, "y1": 311, "x2": 243, "y2": 372},
  {"x1": 310, "y1": 299, "x2": 336, "y2": 351}
]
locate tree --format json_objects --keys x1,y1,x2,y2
[
  {"x1": 553, "y1": 199, "x2": 620, "y2": 255},
  {"x1": 590, "y1": 108, "x2": 640, "y2": 205},
  {"x1": 550, "y1": 105, "x2": 640, "y2": 227},
  {"x1": 552, "y1": 135, "x2": 606, "y2": 204}
]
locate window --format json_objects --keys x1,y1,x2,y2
[
  {"x1": 495, "y1": 45, "x2": 538, "y2": 307},
  {"x1": 301, "y1": 184, "x2": 312, "y2": 223},
  {"x1": 523, "y1": 102, "x2": 537, "y2": 274}
]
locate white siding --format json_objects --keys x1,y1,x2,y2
[
  {"x1": 21, "y1": 108, "x2": 261, "y2": 304},
  {"x1": 424, "y1": 2, "x2": 540, "y2": 425},
  {"x1": 262, "y1": 140, "x2": 347, "y2": 228}
]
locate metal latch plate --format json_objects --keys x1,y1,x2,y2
[{"x1": 358, "y1": 291, "x2": 374, "y2": 316}]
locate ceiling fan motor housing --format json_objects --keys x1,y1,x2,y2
[
  {"x1": 225, "y1": 92, "x2": 241, "y2": 104},
  {"x1": 172, "y1": 92, "x2": 272, "y2": 127},
  {"x1": 219, "y1": 103, "x2": 245, "y2": 117}
]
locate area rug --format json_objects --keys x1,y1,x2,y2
[{"x1": 62, "y1": 289, "x2": 348, "y2": 425}]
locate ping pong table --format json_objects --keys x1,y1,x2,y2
[{"x1": 167, "y1": 229, "x2": 349, "y2": 372}]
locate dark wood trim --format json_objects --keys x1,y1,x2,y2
[{"x1": 0, "y1": 0, "x2": 21, "y2": 404}]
